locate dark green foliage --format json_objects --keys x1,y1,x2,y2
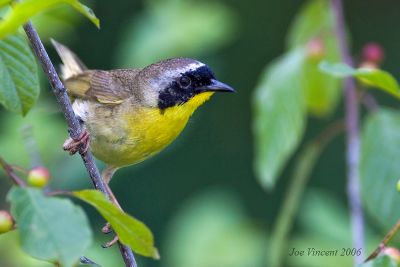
[
  {"x1": 0, "y1": 34, "x2": 39, "y2": 115},
  {"x1": 7, "y1": 187, "x2": 92, "y2": 267}
]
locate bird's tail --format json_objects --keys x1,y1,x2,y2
[{"x1": 51, "y1": 39, "x2": 87, "y2": 80}]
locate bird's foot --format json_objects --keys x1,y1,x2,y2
[
  {"x1": 63, "y1": 130, "x2": 90, "y2": 155},
  {"x1": 102, "y1": 223, "x2": 112, "y2": 234},
  {"x1": 102, "y1": 235, "x2": 119, "y2": 248}
]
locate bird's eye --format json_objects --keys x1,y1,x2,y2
[{"x1": 178, "y1": 76, "x2": 191, "y2": 88}]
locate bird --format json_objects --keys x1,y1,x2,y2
[{"x1": 51, "y1": 40, "x2": 235, "y2": 203}]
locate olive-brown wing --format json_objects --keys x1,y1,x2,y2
[{"x1": 64, "y1": 69, "x2": 139, "y2": 104}]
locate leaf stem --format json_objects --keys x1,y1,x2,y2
[
  {"x1": 0, "y1": 156, "x2": 26, "y2": 186},
  {"x1": 365, "y1": 219, "x2": 400, "y2": 262},
  {"x1": 22, "y1": 21, "x2": 138, "y2": 267},
  {"x1": 331, "y1": 0, "x2": 365, "y2": 264},
  {"x1": 9, "y1": 164, "x2": 29, "y2": 174}
]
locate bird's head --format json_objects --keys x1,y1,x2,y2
[{"x1": 137, "y1": 58, "x2": 235, "y2": 110}]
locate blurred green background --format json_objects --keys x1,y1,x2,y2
[{"x1": 1, "y1": 0, "x2": 400, "y2": 266}]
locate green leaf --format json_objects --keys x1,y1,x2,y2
[
  {"x1": 0, "y1": 0, "x2": 99, "y2": 39},
  {"x1": 320, "y1": 61, "x2": 400, "y2": 99},
  {"x1": 358, "y1": 256, "x2": 398, "y2": 267},
  {"x1": 319, "y1": 61, "x2": 356, "y2": 76},
  {"x1": 253, "y1": 49, "x2": 307, "y2": 189},
  {"x1": 72, "y1": 190, "x2": 159, "y2": 259},
  {"x1": 117, "y1": 0, "x2": 236, "y2": 66},
  {"x1": 65, "y1": 0, "x2": 99, "y2": 27},
  {"x1": 287, "y1": 0, "x2": 334, "y2": 48},
  {"x1": 31, "y1": 6, "x2": 87, "y2": 40},
  {"x1": 302, "y1": 44, "x2": 341, "y2": 117},
  {"x1": 7, "y1": 187, "x2": 92, "y2": 267},
  {"x1": 0, "y1": 0, "x2": 11, "y2": 8},
  {"x1": 287, "y1": 0, "x2": 341, "y2": 117},
  {"x1": 0, "y1": 34, "x2": 39, "y2": 115},
  {"x1": 360, "y1": 109, "x2": 400, "y2": 230}
]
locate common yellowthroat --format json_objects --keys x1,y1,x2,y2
[{"x1": 52, "y1": 40, "x2": 235, "y2": 185}]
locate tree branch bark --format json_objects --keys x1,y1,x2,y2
[
  {"x1": 331, "y1": 0, "x2": 365, "y2": 264},
  {"x1": 22, "y1": 21, "x2": 138, "y2": 267}
]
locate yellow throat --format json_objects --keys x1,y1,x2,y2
[{"x1": 90, "y1": 92, "x2": 214, "y2": 167}]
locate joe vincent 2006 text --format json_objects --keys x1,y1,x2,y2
[{"x1": 288, "y1": 247, "x2": 360, "y2": 257}]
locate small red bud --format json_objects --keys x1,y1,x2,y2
[
  {"x1": 27, "y1": 166, "x2": 50, "y2": 188},
  {"x1": 382, "y1": 247, "x2": 400, "y2": 264},
  {"x1": 362, "y1": 42, "x2": 384, "y2": 65},
  {"x1": 0, "y1": 210, "x2": 14, "y2": 234},
  {"x1": 306, "y1": 38, "x2": 325, "y2": 61}
]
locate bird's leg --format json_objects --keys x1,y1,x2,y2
[
  {"x1": 63, "y1": 130, "x2": 90, "y2": 155},
  {"x1": 100, "y1": 167, "x2": 119, "y2": 236},
  {"x1": 102, "y1": 235, "x2": 119, "y2": 249},
  {"x1": 101, "y1": 166, "x2": 122, "y2": 248},
  {"x1": 102, "y1": 166, "x2": 122, "y2": 209}
]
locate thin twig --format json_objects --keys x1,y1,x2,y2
[
  {"x1": 314, "y1": 120, "x2": 345, "y2": 146},
  {"x1": 9, "y1": 164, "x2": 29, "y2": 174},
  {"x1": 360, "y1": 91, "x2": 379, "y2": 113},
  {"x1": 22, "y1": 22, "x2": 138, "y2": 267},
  {"x1": 365, "y1": 219, "x2": 400, "y2": 262},
  {"x1": 331, "y1": 0, "x2": 365, "y2": 264},
  {"x1": 0, "y1": 157, "x2": 26, "y2": 186}
]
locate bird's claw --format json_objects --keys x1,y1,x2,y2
[
  {"x1": 63, "y1": 130, "x2": 90, "y2": 155},
  {"x1": 102, "y1": 223, "x2": 112, "y2": 234},
  {"x1": 102, "y1": 235, "x2": 119, "y2": 248}
]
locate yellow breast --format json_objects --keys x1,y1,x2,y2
[{"x1": 90, "y1": 92, "x2": 213, "y2": 167}]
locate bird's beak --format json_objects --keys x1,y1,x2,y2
[{"x1": 196, "y1": 79, "x2": 236, "y2": 93}]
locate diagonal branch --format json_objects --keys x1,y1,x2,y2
[
  {"x1": 331, "y1": 0, "x2": 365, "y2": 264},
  {"x1": 22, "y1": 21, "x2": 138, "y2": 267},
  {"x1": 0, "y1": 156, "x2": 26, "y2": 187},
  {"x1": 365, "y1": 219, "x2": 400, "y2": 262}
]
